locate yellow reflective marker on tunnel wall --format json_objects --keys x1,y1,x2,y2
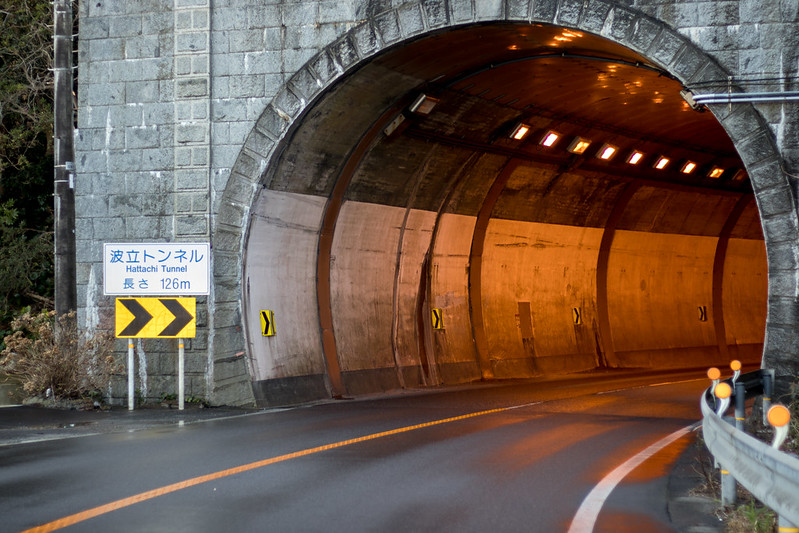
[{"x1": 260, "y1": 310, "x2": 275, "y2": 336}]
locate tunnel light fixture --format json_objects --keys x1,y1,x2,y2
[
  {"x1": 540, "y1": 130, "x2": 561, "y2": 147},
  {"x1": 409, "y1": 94, "x2": 439, "y2": 115},
  {"x1": 567, "y1": 137, "x2": 592, "y2": 154},
  {"x1": 680, "y1": 161, "x2": 697, "y2": 174},
  {"x1": 626, "y1": 150, "x2": 645, "y2": 165},
  {"x1": 383, "y1": 114, "x2": 406, "y2": 137},
  {"x1": 510, "y1": 122, "x2": 531, "y2": 140},
  {"x1": 731, "y1": 169, "x2": 747, "y2": 182},
  {"x1": 596, "y1": 143, "x2": 617, "y2": 160},
  {"x1": 654, "y1": 156, "x2": 670, "y2": 170},
  {"x1": 708, "y1": 166, "x2": 725, "y2": 179}
]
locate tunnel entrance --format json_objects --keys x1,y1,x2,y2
[{"x1": 239, "y1": 21, "x2": 766, "y2": 406}]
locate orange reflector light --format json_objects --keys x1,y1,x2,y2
[
  {"x1": 730, "y1": 360, "x2": 741, "y2": 371},
  {"x1": 714, "y1": 382, "x2": 732, "y2": 399},
  {"x1": 768, "y1": 404, "x2": 791, "y2": 427},
  {"x1": 707, "y1": 367, "x2": 721, "y2": 380}
]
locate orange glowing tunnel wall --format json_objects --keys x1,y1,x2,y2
[{"x1": 430, "y1": 213, "x2": 766, "y2": 382}]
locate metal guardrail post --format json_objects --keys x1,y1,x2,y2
[
  {"x1": 720, "y1": 465, "x2": 737, "y2": 507},
  {"x1": 714, "y1": 380, "x2": 737, "y2": 506},
  {"x1": 734, "y1": 381, "x2": 746, "y2": 431},
  {"x1": 730, "y1": 359, "x2": 741, "y2": 387}
]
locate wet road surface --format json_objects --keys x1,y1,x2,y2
[{"x1": 1, "y1": 370, "x2": 712, "y2": 532}]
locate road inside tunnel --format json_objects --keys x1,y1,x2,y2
[{"x1": 241, "y1": 22, "x2": 766, "y2": 407}]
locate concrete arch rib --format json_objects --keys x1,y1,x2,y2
[{"x1": 217, "y1": 0, "x2": 796, "y2": 406}]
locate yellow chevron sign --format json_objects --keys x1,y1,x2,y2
[
  {"x1": 260, "y1": 310, "x2": 275, "y2": 336},
  {"x1": 115, "y1": 297, "x2": 196, "y2": 338},
  {"x1": 572, "y1": 307, "x2": 582, "y2": 325},
  {"x1": 432, "y1": 308, "x2": 444, "y2": 330}
]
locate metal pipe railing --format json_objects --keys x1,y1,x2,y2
[{"x1": 693, "y1": 91, "x2": 799, "y2": 104}]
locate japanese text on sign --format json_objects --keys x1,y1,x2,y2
[{"x1": 104, "y1": 243, "x2": 210, "y2": 295}]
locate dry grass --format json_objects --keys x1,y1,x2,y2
[
  {"x1": 718, "y1": 500, "x2": 776, "y2": 533},
  {"x1": 0, "y1": 310, "x2": 119, "y2": 402},
  {"x1": 692, "y1": 449, "x2": 777, "y2": 533}
]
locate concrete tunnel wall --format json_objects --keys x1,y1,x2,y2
[{"x1": 243, "y1": 164, "x2": 767, "y2": 405}]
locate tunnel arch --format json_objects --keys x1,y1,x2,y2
[{"x1": 216, "y1": 1, "x2": 793, "y2": 406}]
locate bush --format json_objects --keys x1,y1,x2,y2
[{"x1": 0, "y1": 310, "x2": 118, "y2": 400}]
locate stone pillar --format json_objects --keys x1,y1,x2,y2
[{"x1": 173, "y1": 0, "x2": 211, "y2": 239}]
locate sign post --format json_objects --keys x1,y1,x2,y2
[
  {"x1": 106, "y1": 242, "x2": 208, "y2": 411},
  {"x1": 178, "y1": 339, "x2": 185, "y2": 410},
  {"x1": 127, "y1": 342, "x2": 134, "y2": 411},
  {"x1": 115, "y1": 297, "x2": 196, "y2": 410}
]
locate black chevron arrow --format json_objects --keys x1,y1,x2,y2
[
  {"x1": 261, "y1": 311, "x2": 271, "y2": 335},
  {"x1": 119, "y1": 299, "x2": 154, "y2": 337},
  {"x1": 159, "y1": 299, "x2": 194, "y2": 336}
]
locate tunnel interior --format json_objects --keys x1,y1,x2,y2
[{"x1": 242, "y1": 23, "x2": 766, "y2": 406}]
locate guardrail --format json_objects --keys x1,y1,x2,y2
[{"x1": 701, "y1": 362, "x2": 799, "y2": 531}]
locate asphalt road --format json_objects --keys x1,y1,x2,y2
[{"x1": 1, "y1": 370, "x2": 711, "y2": 533}]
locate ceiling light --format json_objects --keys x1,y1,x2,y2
[
  {"x1": 567, "y1": 137, "x2": 592, "y2": 154},
  {"x1": 626, "y1": 151, "x2": 645, "y2": 165},
  {"x1": 681, "y1": 161, "x2": 697, "y2": 174},
  {"x1": 708, "y1": 166, "x2": 725, "y2": 179},
  {"x1": 409, "y1": 94, "x2": 439, "y2": 115},
  {"x1": 731, "y1": 169, "x2": 746, "y2": 181},
  {"x1": 654, "y1": 156, "x2": 670, "y2": 170},
  {"x1": 541, "y1": 130, "x2": 560, "y2": 147},
  {"x1": 597, "y1": 144, "x2": 617, "y2": 160},
  {"x1": 510, "y1": 123, "x2": 531, "y2": 140}
]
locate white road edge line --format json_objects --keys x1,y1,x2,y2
[{"x1": 567, "y1": 422, "x2": 700, "y2": 533}]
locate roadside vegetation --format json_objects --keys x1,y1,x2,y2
[
  {"x1": 1, "y1": 310, "x2": 118, "y2": 404},
  {"x1": 0, "y1": 0, "x2": 58, "y2": 342},
  {"x1": 0, "y1": 0, "x2": 112, "y2": 406}
]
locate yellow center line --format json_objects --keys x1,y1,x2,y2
[{"x1": 22, "y1": 406, "x2": 514, "y2": 533}]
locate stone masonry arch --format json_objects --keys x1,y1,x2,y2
[{"x1": 213, "y1": 0, "x2": 798, "y2": 406}]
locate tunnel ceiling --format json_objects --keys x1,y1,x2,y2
[{"x1": 268, "y1": 22, "x2": 759, "y2": 238}]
